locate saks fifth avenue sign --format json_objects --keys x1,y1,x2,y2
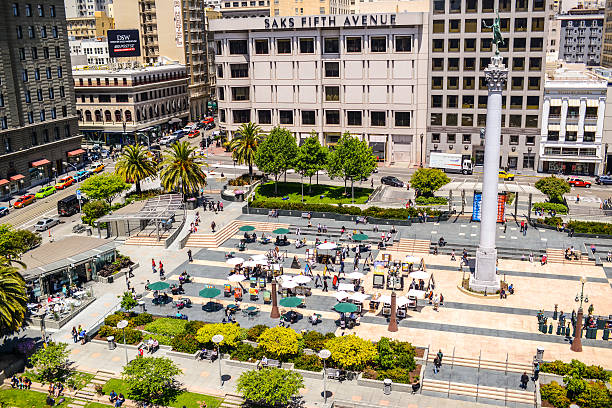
[{"x1": 264, "y1": 14, "x2": 397, "y2": 30}]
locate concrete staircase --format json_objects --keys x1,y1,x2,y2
[
  {"x1": 74, "y1": 369, "x2": 116, "y2": 402},
  {"x1": 426, "y1": 354, "x2": 532, "y2": 374},
  {"x1": 185, "y1": 220, "x2": 289, "y2": 248},
  {"x1": 124, "y1": 236, "x2": 166, "y2": 246},
  {"x1": 546, "y1": 248, "x2": 596, "y2": 265},
  {"x1": 387, "y1": 238, "x2": 431, "y2": 254},
  {"x1": 221, "y1": 393, "x2": 245, "y2": 408},
  {"x1": 422, "y1": 378, "x2": 535, "y2": 405}
]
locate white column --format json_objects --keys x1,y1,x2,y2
[
  {"x1": 578, "y1": 98, "x2": 586, "y2": 142},
  {"x1": 541, "y1": 98, "x2": 550, "y2": 140},
  {"x1": 596, "y1": 98, "x2": 606, "y2": 141},
  {"x1": 560, "y1": 98, "x2": 568, "y2": 141}
]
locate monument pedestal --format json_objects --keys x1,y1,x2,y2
[{"x1": 470, "y1": 247, "x2": 501, "y2": 293}]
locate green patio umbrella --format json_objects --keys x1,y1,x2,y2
[
  {"x1": 148, "y1": 281, "x2": 169, "y2": 291},
  {"x1": 199, "y1": 287, "x2": 221, "y2": 298},
  {"x1": 334, "y1": 302, "x2": 358, "y2": 313},
  {"x1": 239, "y1": 225, "x2": 255, "y2": 232},
  {"x1": 352, "y1": 233, "x2": 369, "y2": 241},
  {"x1": 273, "y1": 228, "x2": 290, "y2": 235},
  {"x1": 279, "y1": 296, "x2": 303, "y2": 308}
]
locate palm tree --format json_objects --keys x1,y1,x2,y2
[
  {"x1": 229, "y1": 122, "x2": 262, "y2": 181},
  {"x1": 0, "y1": 265, "x2": 28, "y2": 337},
  {"x1": 159, "y1": 141, "x2": 207, "y2": 198},
  {"x1": 115, "y1": 144, "x2": 157, "y2": 194}
]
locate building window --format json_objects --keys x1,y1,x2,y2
[
  {"x1": 511, "y1": 77, "x2": 524, "y2": 90},
  {"x1": 464, "y1": 58, "x2": 475, "y2": 71},
  {"x1": 432, "y1": 58, "x2": 443, "y2": 71},
  {"x1": 395, "y1": 36, "x2": 411, "y2": 52},
  {"x1": 25, "y1": 90, "x2": 31, "y2": 102},
  {"x1": 325, "y1": 86, "x2": 339, "y2": 102},
  {"x1": 432, "y1": 39, "x2": 444, "y2": 53},
  {"x1": 523, "y1": 153, "x2": 535, "y2": 169},
  {"x1": 51, "y1": 107, "x2": 56, "y2": 119},
  {"x1": 217, "y1": 87, "x2": 225, "y2": 100},
  {"x1": 446, "y1": 113, "x2": 457, "y2": 126},
  {"x1": 40, "y1": 26, "x2": 46, "y2": 38},
  {"x1": 477, "y1": 114, "x2": 487, "y2": 126},
  {"x1": 447, "y1": 95, "x2": 458, "y2": 108},
  {"x1": 0, "y1": 117, "x2": 6, "y2": 130},
  {"x1": 463, "y1": 77, "x2": 474, "y2": 90},
  {"x1": 447, "y1": 133, "x2": 456, "y2": 143},
  {"x1": 525, "y1": 115, "x2": 538, "y2": 128},
  {"x1": 510, "y1": 96, "x2": 522, "y2": 109},
  {"x1": 347, "y1": 111, "x2": 362, "y2": 126},
  {"x1": 529, "y1": 58, "x2": 542, "y2": 71},
  {"x1": 37, "y1": 4, "x2": 44, "y2": 16},
  {"x1": 64, "y1": 125, "x2": 70, "y2": 138},
  {"x1": 512, "y1": 57, "x2": 525, "y2": 71},
  {"x1": 325, "y1": 110, "x2": 340, "y2": 125},
  {"x1": 432, "y1": 133, "x2": 441, "y2": 143},
  {"x1": 230, "y1": 64, "x2": 248, "y2": 78},
  {"x1": 36, "y1": 88, "x2": 43, "y2": 101},
  {"x1": 346, "y1": 37, "x2": 362, "y2": 53},
  {"x1": 432, "y1": 77, "x2": 443, "y2": 90},
  {"x1": 395, "y1": 112, "x2": 411, "y2": 127},
  {"x1": 324, "y1": 37, "x2": 339, "y2": 53},
  {"x1": 216, "y1": 41, "x2": 222, "y2": 55},
  {"x1": 448, "y1": 58, "x2": 459, "y2": 71},
  {"x1": 12, "y1": 3, "x2": 19, "y2": 16},
  {"x1": 22, "y1": 69, "x2": 28, "y2": 82},
  {"x1": 433, "y1": 20, "x2": 445, "y2": 33},
  {"x1": 584, "y1": 132, "x2": 595, "y2": 142},
  {"x1": 16, "y1": 26, "x2": 22, "y2": 39},
  {"x1": 52, "y1": 26, "x2": 58, "y2": 38},
  {"x1": 46, "y1": 67, "x2": 52, "y2": 79},
  {"x1": 277, "y1": 39, "x2": 292, "y2": 54},
  {"x1": 57, "y1": 67, "x2": 62, "y2": 78},
  {"x1": 371, "y1": 37, "x2": 386, "y2": 52},
  {"x1": 229, "y1": 40, "x2": 248, "y2": 55},
  {"x1": 464, "y1": 38, "x2": 476, "y2": 51},
  {"x1": 255, "y1": 39, "x2": 269, "y2": 54},
  {"x1": 43, "y1": 129, "x2": 49, "y2": 143},
  {"x1": 433, "y1": 0, "x2": 445, "y2": 13},
  {"x1": 232, "y1": 109, "x2": 250, "y2": 123},
  {"x1": 461, "y1": 114, "x2": 473, "y2": 126},
  {"x1": 279, "y1": 110, "x2": 293, "y2": 124},
  {"x1": 430, "y1": 113, "x2": 442, "y2": 126},
  {"x1": 509, "y1": 135, "x2": 519, "y2": 145},
  {"x1": 526, "y1": 96, "x2": 539, "y2": 109},
  {"x1": 19, "y1": 48, "x2": 25, "y2": 60},
  {"x1": 371, "y1": 111, "x2": 386, "y2": 126},
  {"x1": 324, "y1": 62, "x2": 339, "y2": 78},
  {"x1": 432, "y1": 95, "x2": 443, "y2": 108},
  {"x1": 509, "y1": 115, "x2": 522, "y2": 127},
  {"x1": 31, "y1": 46, "x2": 38, "y2": 59},
  {"x1": 528, "y1": 77, "x2": 541, "y2": 90},
  {"x1": 4, "y1": 137, "x2": 12, "y2": 152},
  {"x1": 462, "y1": 134, "x2": 471, "y2": 144},
  {"x1": 50, "y1": 5, "x2": 55, "y2": 17},
  {"x1": 40, "y1": 109, "x2": 45, "y2": 121},
  {"x1": 302, "y1": 110, "x2": 315, "y2": 125},
  {"x1": 231, "y1": 87, "x2": 249, "y2": 101},
  {"x1": 462, "y1": 95, "x2": 474, "y2": 109},
  {"x1": 28, "y1": 26, "x2": 35, "y2": 38},
  {"x1": 258, "y1": 110, "x2": 271, "y2": 124},
  {"x1": 299, "y1": 38, "x2": 314, "y2": 54},
  {"x1": 447, "y1": 77, "x2": 458, "y2": 89},
  {"x1": 61, "y1": 105, "x2": 67, "y2": 117}
]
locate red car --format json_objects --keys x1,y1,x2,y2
[
  {"x1": 568, "y1": 178, "x2": 591, "y2": 188},
  {"x1": 201, "y1": 117, "x2": 214, "y2": 124}
]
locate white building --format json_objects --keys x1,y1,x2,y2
[
  {"x1": 69, "y1": 38, "x2": 110, "y2": 66},
  {"x1": 64, "y1": 0, "x2": 110, "y2": 18},
  {"x1": 540, "y1": 67, "x2": 607, "y2": 175},
  {"x1": 210, "y1": 13, "x2": 428, "y2": 164}
]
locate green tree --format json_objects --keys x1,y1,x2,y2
[
  {"x1": 230, "y1": 122, "x2": 263, "y2": 181},
  {"x1": 122, "y1": 357, "x2": 182, "y2": 406},
  {"x1": 410, "y1": 168, "x2": 450, "y2": 197},
  {"x1": 295, "y1": 134, "x2": 328, "y2": 194},
  {"x1": 575, "y1": 382, "x2": 612, "y2": 408},
  {"x1": 376, "y1": 338, "x2": 416, "y2": 371},
  {"x1": 29, "y1": 342, "x2": 73, "y2": 384},
  {"x1": 0, "y1": 265, "x2": 28, "y2": 337},
  {"x1": 324, "y1": 334, "x2": 378, "y2": 371},
  {"x1": 195, "y1": 323, "x2": 243, "y2": 351},
  {"x1": 159, "y1": 141, "x2": 207, "y2": 198},
  {"x1": 0, "y1": 224, "x2": 41, "y2": 265},
  {"x1": 237, "y1": 368, "x2": 303, "y2": 407},
  {"x1": 115, "y1": 144, "x2": 158, "y2": 194},
  {"x1": 257, "y1": 327, "x2": 300, "y2": 360},
  {"x1": 535, "y1": 176, "x2": 570, "y2": 204},
  {"x1": 80, "y1": 173, "x2": 129, "y2": 205},
  {"x1": 327, "y1": 133, "x2": 376, "y2": 202},
  {"x1": 120, "y1": 292, "x2": 138, "y2": 311},
  {"x1": 254, "y1": 127, "x2": 298, "y2": 195},
  {"x1": 81, "y1": 200, "x2": 110, "y2": 226}
]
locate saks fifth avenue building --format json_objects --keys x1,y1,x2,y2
[{"x1": 210, "y1": 13, "x2": 428, "y2": 164}]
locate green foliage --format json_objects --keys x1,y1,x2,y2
[
  {"x1": 195, "y1": 323, "x2": 242, "y2": 351},
  {"x1": 184, "y1": 320, "x2": 207, "y2": 335},
  {"x1": 537, "y1": 216, "x2": 565, "y2": 228},
  {"x1": 120, "y1": 292, "x2": 138, "y2": 311},
  {"x1": 374, "y1": 367, "x2": 414, "y2": 384},
  {"x1": 159, "y1": 141, "x2": 208, "y2": 197},
  {"x1": 98, "y1": 325, "x2": 143, "y2": 344},
  {"x1": 532, "y1": 202, "x2": 568, "y2": 214},
  {"x1": 144, "y1": 318, "x2": 189, "y2": 337},
  {"x1": 254, "y1": 126, "x2": 298, "y2": 194},
  {"x1": 327, "y1": 133, "x2": 376, "y2": 191},
  {"x1": 104, "y1": 311, "x2": 130, "y2": 327},
  {"x1": 254, "y1": 182, "x2": 372, "y2": 204},
  {"x1": 535, "y1": 176, "x2": 570, "y2": 204},
  {"x1": 81, "y1": 200, "x2": 110, "y2": 226},
  {"x1": 0, "y1": 265, "x2": 28, "y2": 336},
  {"x1": 295, "y1": 135, "x2": 329, "y2": 185},
  {"x1": 257, "y1": 327, "x2": 300, "y2": 360},
  {"x1": 246, "y1": 324, "x2": 268, "y2": 341},
  {"x1": 302, "y1": 331, "x2": 335, "y2": 352},
  {"x1": 0, "y1": 224, "x2": 42, "y2": 263},
  {"x1": 115, "y1": 144, "x2": 157, "y2": 194},
  {"x1": 121, "y1": 357, "x2": 182, "y2": 406},
  {"x1": 324, "y1": 334, "x2": 378, "y2": 371},
  {"x1": 540, "y1": 381, "x2": 571, "y2": 408},
  {"x1": 293, "y1": 354, "x2": 323, "y2": 372},
  {"x1": 584, "y1": 365, "x2": 611, "y2": 382},
  {"x1": 171, "y1": 334, "x2": 201, "y2": 354},
  {"x1": 130, "y1": 313, "x2": 153, "y2": 327},
  {"x1": 230, "y1": 122, "x2": 263, "y2": 178},
  {"x1": 564, "y1": 373, "x2": 588, "y2": 399},
  {"x1": 230, "y1": 343, "x2": 265, "y2": 362},
  {"x1": 410, "y1": 168, "x2": 450, "y2": 197},
  {"x1": 80, "y1": 173, "x2": 129, "y2": 205},
  {"x1": 227, "y1": 174, "x2": 264, "y2": 186},
  {"x1": 415, "y1": 196, "x2": 448, "y2": 205},
  {"x1": 574, "y1": 382, "x2": 612, "y2": 408},
  {"x1": 148, "y1": 334, "x2": 174, "y2": 346},
  {"x1": 29, "y1": 342, "x2": 73, "y2": 384},
  {"x1": 566, "y1": 220, "x2": 612, "y2": 235},
  {"x1": 376, "y1": 338, "x2": 416, "y2": 372},
  {"x1": 237, "y1": 368, "x2": 304, "y2": 407},
  {"x1": 541, "y1": 359, "x2": 611, "y2": 381}
]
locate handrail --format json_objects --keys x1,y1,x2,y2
[
  {"x1": 475, "y1": 350, "x2": 481, "y2": 403},
  {"x1": 87, "y1": 301, "x2": 121, "y2": 334},
  {"x1": 448, "y1": 346, "x2": 455, "y2": 398}
]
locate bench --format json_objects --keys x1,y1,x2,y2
[
  {"x1": 200, "y1": 349, "x2": 218, "y2": 361},
  {"x1": 301, "y1": 212, "x2": 312, "y2": 219},
  {"x1": 262, "y1": 359, "x2": 281, "y2": 368},
  {"x1": 326, "y1": 368, "x2": 346, "y2": 381}
]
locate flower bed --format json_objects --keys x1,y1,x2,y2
[{"x1": 97, "y1": 253, "x2": 134, "y2": 278}]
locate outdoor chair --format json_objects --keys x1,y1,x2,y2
[
  {"x1": 262, "y1": 290, "x2": 271, "y2": 304},
  {"x1": 309, "y1": 314, "x2": 322, "y2": 325},
  {"x1": 258, "y1": 277, "x2": 266, "y2": 288},
  {"x1": 411, "y1": 382, "x2": 421, "y2": 394},
  {"x1": 224, "y1": 284, "x2": 232, "y2": 297},
  {"x1": 263, "y1": 359, "x2": 281, "y2": 368},
  {"x1": 249, "y1": 277, "x2": 257, "y2": 287}
]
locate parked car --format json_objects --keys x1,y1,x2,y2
[
  {"x1": 159, "y1": 136, "x2": 173, "y2": 146},
  {"x1": 568, "y1": 178, "x2": 591, "y2": 188},
  {"x1": 595, "y1": 175, "x2": 612, "y2": 185},
  {"x1": 35, "y1": 185, "x2": 56, "y2": 199},
  {"x1": 188, "y1": 130, "x2": 200, "y2": 138},
  {"x1": 205, "y1": 122, "x2": 216, "y2": 130},
  {"x1": 498, "y1": 170, "x2": 515, "y2": 181},
  {"x1": 201, "y1": 117, "x2": 214, "y2": 124},
  {"x1": 0, "y1": 206, "x2": 9, "y2": 217},
  {"x1": 14, "y1": 194, "x2": 35, "y2": 208},
  {"x1": 74, "y1": 170, "x2": 91, "y2": 182},
  {"x1": 34, "y1": 217, "x2": 60, "y2": 231},
  {"x1": 88, "y1": 162, "x2": 105, "y2": 173},
  {"x1": 55, "y1": 176, "x2": 74, "y2": 190},
  {"x1": 381, "y1": 176, "x2": 404, "y2": 187}
]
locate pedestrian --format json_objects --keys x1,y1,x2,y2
[
  {"x1": 520, "y1": 221, "x2": 524, "y2": 233},
  {"x1": 323, "y1": 278, "x2": 329, "y2": 292},
  {"x1": 211, "y1": 221, "x2": 216, "y2": 232},
  {"x1": 71, "y1": 326, "x2": 78, "y2": 343},
  {"x1": 524, "y1": 223, "x2": 528, "y2": 236},
  {"x1": 314, "y1": 274, "x2": 322, "y2": 288},
  {"x1": 532, "y1": 361, "x2": 540, "y2": 382},
  {"x1": 433, "y1": 356, "x2": 440, "y2": 374},
  {"x1": 450, "y1": 249, "x2": 456, "y2": 261},
  {"x1": 520, "y1": 372, "x2": 529, "y2": 389},
  {"x1": 187, "y1": 249, "x2": 193, "y2": 262},
  {"x1": 152, "y1": 258, "x2": 156, "y2": 273},
  {"x1": 371, "y1": 179, "x2": 374, "y2": 188},
  {"x1": 433, "y1": 294, "x2": 440, "y2": 311},
  {"x1": 576, "y1": 194, "x2": 580, "y2": 203},
  {"x1": 126, "y1": 280, "x2": 131, "y2": 290},
  {"x1": 503, "y1": 221, "x2": 507, "y2": 234},
  {"x1": 437, "y1": 349, "x2": 443, "y2": 364}
]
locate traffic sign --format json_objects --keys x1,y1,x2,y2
[{"x1": 76, "y1": 190, "x2": 82, "y2": 199}]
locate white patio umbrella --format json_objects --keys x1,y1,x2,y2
[
  {"x1": 409, "y1": 270, "x2": 430, "y2": 280},
  {"x1": 227, "y1": 274, "x2": 247, "y2": 282},
  {"x1": 396, "y1": 296, "x2": 410, "y2": 307},
  {"x1": 242, "y1": 260, "x2": 258, "y2": 268},
  {"x1": 378, "y1": 295, "x2": 392, "y2": 304},
  {"x1": 293, "y1": 275, "x2": 312, "y2": 284},
  {"x1": 281, "y1": 280, "x2": 298, "y2": 289},
  {"x1": 335, "y1": 291, "x2": 350, "y2": 301},
  {"x1": 345, "y1": 271, "x2": 365, "y2": 280},
  {"x1": 317, "y1": 242, "x2": 337, "y2": 250},
  {"x1": 250, "y1": 254, "x2": 267, "y2": 261},
  {"x1": 338, "y1": 283, "x2": 355, "y2": 292},
  {"x1": 404, "y1": 256, "x2": 421, "y2": 264},
  {"x1": 407, "y1": 289, "x2": 426, "y2": 298},
  {"x1": 226, "y1": 257, "x2": 245, "y2": 266},
  {"x1": 349, "y1": 292, "x2": 371, "y2": 302}
]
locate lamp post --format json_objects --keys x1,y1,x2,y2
[
  {"x1": 419, "y1": 133, "x2": 424, "y2": 167},
  {"x1": 318, "y1": 349, "x2": 331, "y2": 404},
  {"x1": 117, "y1": 319, "x2": 129, "y2": 365},
  {"x1": 570, "y1": 276, "x2": 589, "y2": 352},
  {"x1": 212, "y1": 334, "x2": 224, "y2": 386}
]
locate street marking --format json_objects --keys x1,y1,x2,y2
[
  {"x1": 541, "y1": 238, "x2": 548, "y2": 241},
  {"x1": 461, "y1": 224, "x2": 467, "y2": 228},
  {"x1": 470, "y1": 234, "x2": 476, "y2": 237},
  {"x1": 511, "y1": 236, "x2": 518, "y2": 239},
  {"x1": 471, "y1": 225, "x2": 477, "y2": 228},
  {"x1": 431, "y1": 230, "x2": 437, "y2": 234},
  {"x1": 499, "y1": 235, "x2": 506, "y2": 239},
  {"x1": 459, "y1": 233, "x2": 465, "y2": 236}
]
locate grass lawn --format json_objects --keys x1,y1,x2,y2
[
  {"x1": 0, "y1": 388, "x2": 74, "y2": 407},
  {"x1": 24, "y1": 370, "x2": 94, "y2": 390},
  {"x1": 254, "y1": 181, "x2": 372, "y2": 204},
  {"x1": 102, "y1": 379, "x2": 222, "y2": 408}
]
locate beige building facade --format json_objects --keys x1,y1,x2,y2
[
  {"x1": 67, "y1": 10, "x2": 114, "y2": 40},
  {"x1": 602, "y1": 0, "x2": 612, "y2": 67},
  {"x1": 271, "y1": 0, "x2": 350, "y2": 16}
]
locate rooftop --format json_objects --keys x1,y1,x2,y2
[
  {"x1": 545, "y1": 67, "x2": 608, "y2": 89},
  {"x1": 72, "y1": 63, "x2": 186, "y2": 77}
]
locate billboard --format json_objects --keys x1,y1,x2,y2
[{"x1": 107, "y1": 29, "x2": 141, "y2": 58}]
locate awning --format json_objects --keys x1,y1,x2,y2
[
  {"x1": 568, "y1": 99, "x2": 581, "y2": 107},
  {"x1": 549, "y1": 99, "x2": 562, "y2": 106},
  {"x1": 585, "y1": 125, "x2": 598, "y2": 132},
  {"x1": 67, "y1": 148, "x2": 85, "y2": 157},
  {"x1": 31, "y1": 159, "x2": 50, "y2": 167},
  {"x1": 548, "y1": 124, "x2": 561, "y2": 131},
  {"x1": 566, "y1": 124, "x2": 579, "y2": 131},
  {"x1": 0, "y1": 179, "x2": 8, "y2": 186},
  {"x1": 587, "y1": 99, "x2": 600, "y2": 107},
  {"x1": 10, "y1": 174, "x2": 24, "y2": 181}
]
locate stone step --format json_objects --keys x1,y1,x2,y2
[
  {"x1": 90, "y1": 379, "x2": 108, "y2": 384},
  {"x1": 69, "y1": 400, "x2": 87, "y2": 406},
  {"x1": 96, "y1": 369, "x2": 117, "y2": 376}
]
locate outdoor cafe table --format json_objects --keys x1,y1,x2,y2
[{"x1": 338, "y1": 283, "x2": 355, "y2": 292}]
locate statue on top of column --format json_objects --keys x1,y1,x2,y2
[{"x1": 482, "y1": 11, "x2": 504, "y2": 55}]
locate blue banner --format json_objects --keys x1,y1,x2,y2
[{"x1": 472, "y1": 192, "x2": 482, "y2": 221}]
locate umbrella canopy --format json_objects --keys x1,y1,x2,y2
[
  {"x1": 404, "y1": 256, "x2": 421, "y2": 264},
  {"x1": 349, "y1": 292, "x2": 371, "y2": 302},
  {"x1": 317, "y1": 242, "x2": 337, "y2": 250},
  {"x1": 334, "y1": 302, "x2": 358, "y2": 313},
  {"x1": 407, "y1": 289, "x2": 426, "y2": 298},
  {"x1": 242, "y1": 260, "x2": 258, "y2": 268},
  {"x1": 293, "y1": 275, "x2": 312, "y2": 284},
  {"x1": 334, "y1": 291, "x2": 350, "y2": 301},
  {"x1": 396, "y1": 296, "x2": 410, "y2": 307},
  {"x1": 352, "y1": 233, "x2": 369, "y2": 241},
  {"x1": 409, "y1": 271, "x2": 430, "y2": 280},
  {"x1": 226, "y1": 257, "x2": 245, "y2": 266},
  {"x1": 239, "y1": 225, "x2": 256, "y2": 232},
  {"x1": 345, "y1": 271, "x2": 365, "y2": 280},
  {"x1": 378, "y1": 295, "x2": 392, "y2": 304},
  {"x1": 199, "y1": 287, "x2": 221, "y2": 298},
  {"x1": 227, "y1": 274, "x2": 247, "y2": 282},
  {"x1": 250, "y1": 254, "x2": 267, "y2": 261},
  {"x1": 148, "y1": 281, "x2": 169, "y2": 291},
  {"x1": 273, "y1": 228, "x2": 290, "y2": 235},
  {"x1": 281, "y1": 280, "x2": 298, "y2": 289},
  {"x1": 279, "y1": 297, "x2": 303, "y2": 308},
  {"x1": 338, "y1": 283, "x2": 355, "y2": 292}
]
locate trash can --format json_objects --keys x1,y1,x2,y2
[
  {"x1": 138, "y1": 300, "x2": 146, "y2": 313},
  {"x1": 536, "y1": 347, "x2": 545, "y2": 362},
  {"x1": 603, "y1": 328, "x2": 610, "y2": 341},
  {"x1": 538, "y1": 322, "x2": 545, "y2": 333},
  {"x1": 383, "y1": 379, "x2": 392, "y2": 395},
  {"x1": 556, "y1": 325, "x2": 561, "y2": 335},
  {"x1": 548, "y1": 324, "x2": 553, "y2": 334},
  {"x1": 597, "y1": 319, "x2": 605, "y2": 330},
  {"x1": 107, "y1": 336, "x2": 116, "y2": 350},
  {"x1": 187, "y1": 198, "x2": 197, "y2": 210}
]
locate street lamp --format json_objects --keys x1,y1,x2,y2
[
  {"x1": 570, "y1": 276, "x2": 589, "y2": 352},
  {"x1": 318, "y1": 349, "x2": 331, "y2": 404},
  {"x1": 419, "y1": 133, "x2": 424, "y2": 168},
  {"x1": 117, "y1": 319, "x2": 129, "y2": 365},
  {"x1": 212, "y1": 334, "x2": 224, "y2": 386}
]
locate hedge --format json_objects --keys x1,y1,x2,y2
[
  {"x1": 541, "y1": 382, "x2": 571, "y2": 408},
  {"x1": 541, "y1": 360, "x2": 611, "y2": 382},
  {"x1": 532, "y1": 202, "x2": 568, "y2": 214},
  {"x1": 415, "y1": 196, "x2": 448, "y2": 206},
  {"x1": 567, "y1": 220, "x2": 612, "y2": 235}
]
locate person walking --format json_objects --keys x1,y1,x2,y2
[
  {"x1": 433, "y1": 356, "x2": 441, "y2": 374},
  {"x1": 524, "y1": 223, "x2": 528, "y2": 236},
  {"x1": 532, "y1": 361, "x2": 540, "y2": 382},
  {"x1": 211, "y1": 220, "x2": 216, "y2": 232},
  {"x1": 71, "y1": 327, "x2": 78, "y2": 343},
  {"x1": 437, "y1": 350, "x2": 443, "y2": 365},
  {"x1": 520, "y1": 372, "x2": 529, "y2": 389},
  {"x1": 187, "y1": 249, "x2": 193, "y2": 262},
  {"x1": 322, "y1": 278, "x2": 329, "y2": 292},
  {"x1": 520, "y1": 221, "x2": 524, "y2": 233},
  {"x1": 314, "y1": 274, "x2": 322, "y2": 288},
  {"x1": 152, "y1": 258, "x2": 156, "y2": 273}
]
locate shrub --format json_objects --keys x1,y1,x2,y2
[
  {"x1": 257, "y1": 327, "x2": 300, "y2": 360},
  {"x1": 247, "y1": 325, "x2": 268, "y2": 342},
  {"x1": 532, "y1": 202, "x2": 568, "y2": 214},
  {"x1": 575, "y1": 382, "x2": 612, "y2": 408},
  {"x1": 97, "y1": 325, "x2": 142, "y2": 344},
  {"x1": 195, "y1": 323, "x2": 242, "y2": 351},
  {"x1": 541, "y1": 359, "x2": 611, "y2": 381},
  {"x1": 171, "y1": 334, "x2": 201, "y2": 354},
  {"x1": 147, "y1": 334, "x2": 173, "y2": 346},
  {"x1": 104, "y1": 311, "x2": 127, "y2": 328},
  {"x1": 228, "y1": 174, "x2": 263, "y2": 186},
  {"x1": 415, "y1": 196, "x2": 448, "y2": 206},
  {"x1": 324, "y1": 334, "x2": 378, "y2": 371},
  {"x1": 537, "y1": 217, "x2": 565, "y2": 228},
  {"x1": 130, "y1": 313, "x2": 153, "y2": 327},
  {"x1": 566, "y1": 220, "x2": 612, "y2": 235},
  {"x1": 584, "y1": 365, "x2": 611, "y2": 382},
  {"x1": 540, "y1": 381, "x2": 570, "y2": 408},
  {"x1": 375, "y1": 367, "x2": 413, "y2": 384},
  {"x1": 97, "y1": 325, "x2": 114, "y2": 338},
  {"x1": 302, "y1": 331, "x2": 335, "y2": 352},
  {"x1": 144, "y1": 318, "x2": 188, "y2": 337},
  {"x1": 293, "y1": 354, "x2": 322, "y2": 372},
  {"x1": 184, "y1": 320, "x2": 207, "y2": 335},
  {"x1": 81, "y1": 200, "x2": 110, "y2": 226},
  {"x1": 376, "y1": 338, "x2": 416, "y2": 372},
  {"x1": 230, "y1": 343, "x2": 264, "y2": 362}
]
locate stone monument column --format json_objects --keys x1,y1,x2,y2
[{"x1": 470, "y1": 53, "x2": 507, "y2": 293}]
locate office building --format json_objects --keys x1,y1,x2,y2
[
  {"x1": 69, "y1": 38, "x2": 110, "y2": 66},
  {"x1": 427, "y1": 0, "x2": 548, "y2": 171},
  {"x1": 351, "y1": 0, "x2": 428, "y2": 14},
  {"x1": 271, "y1": 0, "x2": 349, "y2": 16},
  {"x1": 73, "y1": 64, "x2": 189, "y2": 146},
  {"x1": 211, "y1": 13, "x2": 428, "y2": 164},
  {"x1": 601, "y1": 0, "x2": 612, "y2": 67},
  {"x1": 65, "y1": 0, "x2": 111, "y2": 18},
  {"x1": 0, "y1": 0, "x2": 81, "y2": 198},
  {"x1": 219, "y1": 0, "x2": 270, "y2": 17},
  {"x1": 558, "y1": 8, "x2": 604, "y2": 66},
  {"x1": 540, "y1": 66, "x2": 607, "y2": 175},
  {"x1": 67, "y1": 10, "x2": 114, "y2": 40},
  {"x1": 113, "y1": 0, "x2": 220, "y2": 120}
]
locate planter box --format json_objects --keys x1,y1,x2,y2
[
  {"x1": 539, "y1": 372, "x2": 564, "y2": 386},
  {"x1": 166, "y1": 349, "x2": 200, "y2": 360},
  {"x1": 224, "y1": 359, "x2": 258, "y2": 370},
  {"x1": 356, "y1": 373, "x2": 413, "y2": 393},
  {"x1": 294, "y1": 368, "x2": 324, "y2": 379},
  {"x1": 97, "y1": 263, "x2": 139, "y2": 284}
]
